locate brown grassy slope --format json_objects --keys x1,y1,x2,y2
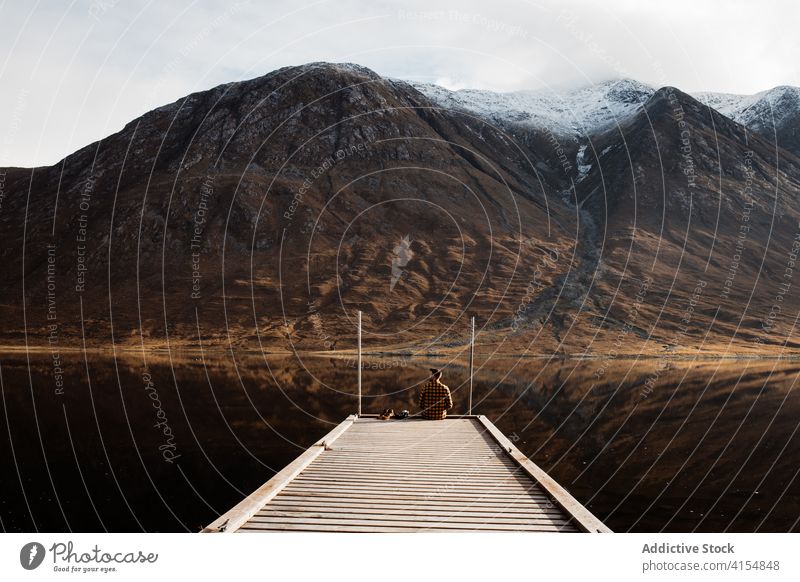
[{"x1": 3, "y1": 68, "x2": 800, "y2": 355}]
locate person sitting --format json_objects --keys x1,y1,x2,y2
[{"x1": 419, "y1": 368, "x2": 453, "y2": 420}]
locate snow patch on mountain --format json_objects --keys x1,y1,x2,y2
[
  {"x1": 575, "y1": 144, "x2": 592, "y2": 182},
  {"x1": 410, "y1": 78, "x2": 655, "y2": 138},
  {"x1": 411, "y1": 77, "x2": 800, "y2": 143},
  {"x1": 695, "y1": 86, "x2": 800, "y2": 131}
]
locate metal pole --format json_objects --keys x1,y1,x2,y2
[
  {"x1": 357, "y1": 310, "x2": 362, "y2": 416},
  {"x1": 469, "y1": 316, "x2": 475, "y2": 415}
]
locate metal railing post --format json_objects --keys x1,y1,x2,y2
[
  {"x1": 357, "y1": 310, "x2": 362, "y2": 416},
  {"x1": 468, "y1": 316, "x2": 475, "y2": 415}
]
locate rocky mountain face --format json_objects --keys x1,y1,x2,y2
[
  {"x1": 2, "y1": 63, "x2": 800, "y2": 356},
  {"x1": 697, "y1": 86, "x2": 800, "y2": 157},
  {"x1": 417, "y1": 80, "x2": 800, "y2": 158},
  {"x1": 410, "y1": 78, "x2": 655, "y2": 143}
]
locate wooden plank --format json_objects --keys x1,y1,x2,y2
[
  {"x1": 327, "y1": 434, "x2": 496, "y2": 439},
  {"x1": 327, "y1": 453, "x2": 503, "y2": 459},
  {"x1": 328, "y1": 452, "x2": 503, "y2": 458},
  {"x1": 344, "y1": 429, "x2": 486, "y2": 433},
  {"x1": 287, "y1": 482, "x2": 537, "y2": 492},
  {"x1": 326, "y1": 453, "x2": 504, "y2": 458},
  {"x1": 295, "y1": 468, "x2": 530, "y2": 476},
  {"x1": 330, "y1": 448, "x2": 501, "y2": 454},
  {"x1": 263, "y1": 501, "x2": 565, "y2": 515},
  {"x1": 344, "y1": 429, "x2": 488, "y2": 434},
  {"x1": 238, "y1": 523, "x2": 576, "y2": 533},
  {"x1": 316, "y1": 450, "x2": 510, "y2": 456},
  {"x1": 333, "y1": 448, "x2": 499, "y2": 453},
  {"x1": 293, "y1": 474, "x2": 532, "y2": 491},
  {"x1": 326, "y1": 434, "x2": 501, "y2": 451},
  {"x1": 276, "y1": 489, "x2": 550, "y2": 503},
  {"x1": 346, "y1": 426, "x2": 477, "y2": 434},
  {"x1": 475, "y1": 415, "x2": 611, "y2": 533},
  {"x1": 310, "y1": 457, "x2": 516, "y2": 465},
  {"x1": 290, "y1": 474, "x2": 537, "y2": 486},
  {"x1": 335, "y1": 436, "x2": 495, "y2": 439},
  {"x1": 303, "y1": 458, "x2": 525, "y2": 469},
  {"x1": 342, "y1": 430, "x2": 493, "y2": 435},
  {"x1": 271, "y1": 493, "x2": 554, "y2": 507},
  {"x1": 349, "y1": 417, "x2": 482, "y2": 421},
  {"x1": 202, "y1": 415, "x2": 356, "y2": 533},
  {"x1": 342, "y1": 434, "x2": 488, "y2": 438},
  {"x1": 321, "y1": 438, "x2": 496, "y2": 443},
  {"x1": 261, "y1": 508, "x2": 567, "y2": 521},
  {"x1": 237, "y1": 517, "x2": 574, "y2": 532},
  {"x1": 339, "y1": 438, "x2": 491, "y2": 441},
  {"x1": 328, "y1": 442, "x2": 493, "y2": 449},
  {"x1": 280, "y1": 484, "x2": 544, "y2": 495},
  {"x1": 264, "y1": 508, "x2": 564, "y2": 521},
  {"x1": 302, "y1": 467, "x2": 521, "y2": 475},
  {"x1": 305, "y1": 458, "x2": 519, "y2": 466},
  {"x1": 292, "y1": 474, "x2": 534, "y2": 484},
  {"x1": 278, "y1": 486, "x2": 548, "y2": 496},
  {"x1": 290, "y1": 470, "x2": 534, "y2": 484},
  {"x1": 344, "y1": 427, "x2": 488, "y2": 432},
  {"x1": 302, "y1": 463, "x2": 523, "y2": 471},
  {"x1": 328, "y1": 442, "x2": 500, "y2": 451},
  {"x1": 265, "y1": 491, "x2": 563, "y2": 512},
  {"x1": 305, "y1": 460, "x2": 521, "y2": 469},
  {"x1": 289, "y1": 478, "x2": 536, "y2": 490},
  {"x1": 275, "y1": 489, "x2": 552, "y2": 503},
  {"x1": 251, "y1": 511, "x2": 570, "y2": 526},
  {"x1": 323, "y1": 450, "x2": 499, "y2": 457},
  {"x1": 255, "y1": 507, "x2": 567, "y2": 521},
  {"x1": 256, "y1": 513, "x2": 567, "y2": 526},
  {"x1": 273, "y1": 496, "x2": 553, "y2": 508},
  {"x1": 334, "y1": 438, "x2": 498, "y2": 443},
  {"x1": 344, "y1": 430, "x2": 489, "y2": 434},
  {"x1": 309, "y1": 464, "x2": 517, "y2": 471},
  {"x1": 308, "y1": 466, "x2": 519, "y2": 473},
  {"x1": 324, "y1": 450, "x2": 503, "y2": 454}
]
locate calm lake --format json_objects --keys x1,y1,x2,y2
[{"x1": 1, "y1": 351, "x2": 799, "y2": 532}]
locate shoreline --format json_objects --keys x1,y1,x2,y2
[{"x1": 2, "y1": 345, "x2": 800, "y2": 361}]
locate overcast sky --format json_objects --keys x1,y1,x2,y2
[{"x1": 1, "y1": 0, "x2": 798, "y2": 167}]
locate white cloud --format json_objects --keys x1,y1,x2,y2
[{"x1": 1, "y1": 0, "x2": 798, "y2": 166}]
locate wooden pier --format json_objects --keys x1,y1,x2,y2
[{"x1": 203, "y1": 415, "x2": 611, "y2": 533}]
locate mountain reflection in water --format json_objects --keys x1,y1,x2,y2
[{"x1": 1, "y1": 352, "x2": 798, "y2": 532}]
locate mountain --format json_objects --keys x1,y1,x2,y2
[
  {"x1": 3, "y1": 63, "x2": 800, "y2": 356},
  {"x1": 410, "y1": 78, "x2": 655, "y2": 142},
  {"x1": 412, "y1": 79, "x2": 800, "y2": 157},
  {"x1": 696, "y1": 86, "x2": 800, "y2": 156},
  {"x1": 570, "y1": 86, "x2": 800, "y2": 353},
  {"x1": 0, "y1": 62, "x2": 577, "y2": 353}
]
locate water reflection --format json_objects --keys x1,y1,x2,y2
[{"x1": 1, "y1": 351, "x2": 798, "y2": 532}]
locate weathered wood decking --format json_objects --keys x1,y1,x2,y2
[{"x1": 203, "y1": 415, "x2": 611, "y2": 533}]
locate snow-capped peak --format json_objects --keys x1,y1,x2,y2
[
  {"x1": 697, "y1": 86, "x2": 800, "y2": 131},
  {"x1": 410, "y1": 78, "x2": 656, "y2": 139},
  {"x1": 411, "y1": 77, "x2": 800, "y2": 144}
]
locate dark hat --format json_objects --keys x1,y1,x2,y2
[{"x1": 429, "y1": 368, "x2": 441, "y2": 374}]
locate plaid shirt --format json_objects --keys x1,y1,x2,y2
[{"x1": 419, "y1": 379, "x2": 453, "y2": 420}]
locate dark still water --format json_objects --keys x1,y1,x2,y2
[{"x1": 1, "y1": 351, "x2": 799, "y2": 532}]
